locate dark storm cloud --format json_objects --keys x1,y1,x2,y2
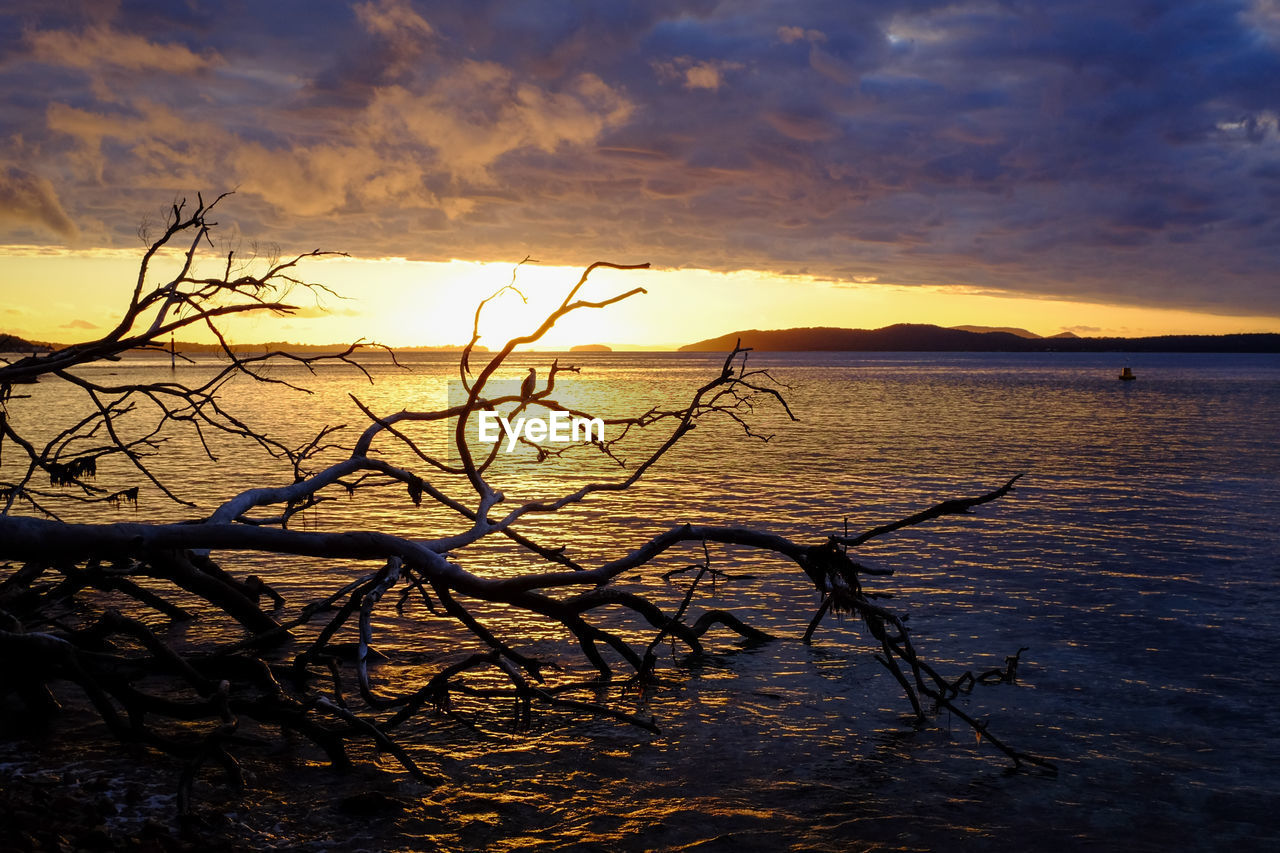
[{"x1": 1, "y1": 0, "x2": 1279, "y2": 316}]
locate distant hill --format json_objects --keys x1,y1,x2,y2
[
  {"x1": 1050, "y1": 331, "x2": 1081, "y2": 339},
  {"x1": 569, "y1": 344, "x2": 612, "y2": 352},
  {"x1": 950, "y1": 324, "x2": 1040, "y2": 339},
  {"x1": 0, "y1": 333, "x2": 52, "y2": 353},
  {"x1": 679, "y1": 324, "x2": 1280, "y2": 353},
  {"x1": 681, "y1": 324, "x2": 1038, "y2": 352}
]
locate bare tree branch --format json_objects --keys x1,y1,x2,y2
[{"x1": 0, "y1": 196, "x2": 1055, "y2": 823}]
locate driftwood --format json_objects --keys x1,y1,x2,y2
[{"x1": 0, "y1": 195, "x2": 1054, "y2": 817}]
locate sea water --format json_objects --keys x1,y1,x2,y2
[{"x1": 3, "y1": 350, "x2": 1278, "y2": 850}]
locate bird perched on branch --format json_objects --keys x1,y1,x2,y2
[{"x1": 520, "y1": 367, "x2": 537, "y2": 400}]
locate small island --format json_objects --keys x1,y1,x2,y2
[{"x1": 570, "y1": 344, "x2": 613, "y2": 352}]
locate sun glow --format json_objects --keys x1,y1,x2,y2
[
  {"x1": 400, "y1": 260, "x2": 648, "y2": 350},
  {"x1": 2, "y1": 248, "x2": 1278, "y2": 350}
]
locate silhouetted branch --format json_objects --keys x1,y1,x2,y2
[
  {"x1": 835, "y1": 474, "x2": 1024, "y2": 547},
  {"x1": 0, "y1": 196, "x2": 1054, "y2": 822}
]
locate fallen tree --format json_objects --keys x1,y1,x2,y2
[{"x1": 0, "y1": 194, "x2": 1053, "y2": 816}]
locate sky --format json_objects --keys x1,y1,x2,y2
[{"x1": 2, "y1": 0, "x2": 1280, "y2": 348}]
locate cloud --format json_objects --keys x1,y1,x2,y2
[
  {"x1": 764, "y1": 107, "x2": 843, "y2": 142},
  {"x1": 353, "y1": 0, "x2": 434, "y2": 42},
  {"x1": 288, "y1": 304, "x2": 363, "y2": 319},
  {"x1": 2, "y1": 1, "x2": 1280, "y2": 320},
  {"x1": 26, "y1": 25, "x2": 220, "y2": 73},
  {"x1": 682, "y1": 63, "x2": 722, "y2": 90},
  {"x1": 0, "y1": 166, "x2": 77, "y2": 239},
  {"x1": 778, "y1": 26, "x2": 826, "y2": 45},
  {"x1": 367, "y1": 65, "x2": 633, "y2": 182},
  {"x1": 40, "y1": 61, "x2": 630, "y2": 219},
  {"x1": 60, "y1": 318, "x2": 97, "y2": 330},
  {"x1": 653, "y1": 57, "x2": 743, "y2": 91},
  {"x1": 311, "y1": 0, "x2": 438, "y2": 94}
]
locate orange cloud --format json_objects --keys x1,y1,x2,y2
[
  {"x1": 26, "y1": 26, "x2": 220, "y2": 73},
  {"x1": 368, "y1": 65, "x2": 632, "y2": 182},
  {"x1": 653, "y1": 57, "x2": 744, "y2": 91}
]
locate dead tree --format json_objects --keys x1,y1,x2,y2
[{"x1": 0, "y1": 195, "x2": 1054, "y2": 816}]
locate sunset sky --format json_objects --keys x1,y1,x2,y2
[{"x1": 3, "y1": 1, "x2": 1280, "y2": 348}]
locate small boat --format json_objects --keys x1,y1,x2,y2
[{"x1": 1119, "y1": 366, "x2": 1136, "y2": 381}]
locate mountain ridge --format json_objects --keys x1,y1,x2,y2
[
  {"x1": 949, "y1": 324, "x2": 1040, "y2": 338},
  {"x1": 679, "y1": 324, "x2": 1280, "y2": 353}
]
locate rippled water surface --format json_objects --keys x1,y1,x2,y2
[{"x1": 4, "y1": 351, "x2": 1280, "y2": 851}]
